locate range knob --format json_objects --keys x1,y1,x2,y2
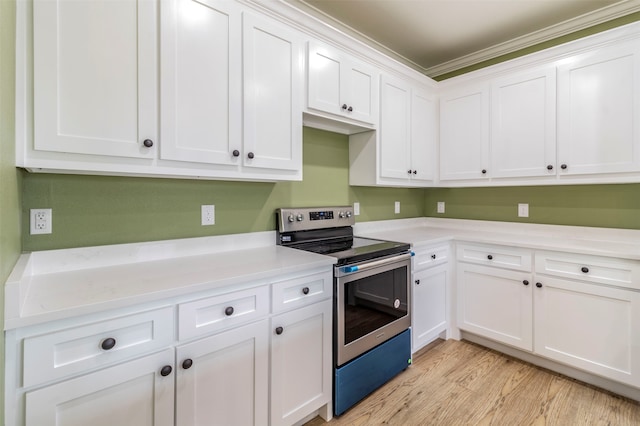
[
  {"x1": 346, "y1": 211, "x2": 352, "y2": 218},
  {"x1": 287, "y1": 214, "x2": 295, "y2": 223},
  {"x1": 339, "y1": 211, "x2": 346, "y2": 218},
  {"x1": 296, "y1": 214, "x2": 304, "y2": 222}
]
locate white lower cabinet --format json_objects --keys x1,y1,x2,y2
[
  {"x1": 175, "y1": 320, "x2": 269, "y2": 426},
  {"x1": 9, "y1": 270, "x2": 333, "y2": 426},
  {"x1": 457, "y1": 244, "x2": 640, "y2": 388},
  {"x1": 457, "y1": 263, "x2": 533, "y2": 351},
  {"x1": 411, "y1": 244, "x2": 450, "y2": 353},
  {"x1": 533, "y1": 276, "x2": 640, "y2": 388},
  {"x1": 270, "y1": 300, "x2": 332, "y2": 426},
  {"x1": 25, "y1": 349, "x2": 175, "y2": 426}
]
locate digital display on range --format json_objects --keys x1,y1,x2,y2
[{"x1": 309, "y1": 211, "x2": 334, "y2": 220}]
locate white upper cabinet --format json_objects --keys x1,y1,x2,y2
[
  {"x1": 557, "y1": 40, "x2": 640, "y2": 176},
  {"x1": 160, "y1": 0, "x2": 242, "y2": 167},
  {"x1": 243, "y1": 13, "x2": 303, "y2": 173},
  {"x1": 439, "y1": 84, "x2": 490, "y2": 181},
  {"x1": 307, "y1": 42, "x2": 379, "y2": 126},
  {"x1": 379, "y1": 75, "x2": 436, "y2": 186},
  {"x1": 491, "y1": 66, "x2": 556, "y2": 178},
  {"x1": 32, "y1": 0, "x2": 157, "y2": 159}
]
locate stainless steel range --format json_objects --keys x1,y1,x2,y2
[{"x1": 276, "y1": 206, "x2": 412, "y2": 416}]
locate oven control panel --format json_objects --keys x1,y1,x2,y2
[{"x1": 277, "y1": 206, "x2": 355, "y2": 232}]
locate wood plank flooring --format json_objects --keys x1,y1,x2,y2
[{"x1": 305, "y1": 339, "x2": 640, "y2": 426}]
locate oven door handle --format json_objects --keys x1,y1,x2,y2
[{"x1": 340, "y1": 252, "x2": 412, "y2": 274}]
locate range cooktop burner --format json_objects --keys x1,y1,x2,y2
[{"x1": 276, "y1": 207, "x2": 410, "y2": 265}]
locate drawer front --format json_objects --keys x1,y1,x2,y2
[
  {"x1": 23, "y1": 307, "x2": 174, "y2": 388},
  {"x1": 179, "y1": 286, "x2": 269, "y2": 340},
  {"x1": 535, "y1": 251, "x2": 640, "y2": 290},
  {"x1": 413, "y1": 244, "x2": 449, "y2": 271},
  {"x1": 271, "y1": 271, "x2": 332, "y2": 314},
  {"x1": 457, "y1": 243, "x2": 532, "y2": 272}
]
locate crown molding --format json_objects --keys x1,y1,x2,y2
[{"x1": 287, "y1": 0, "x2": 640, "y2": 78}]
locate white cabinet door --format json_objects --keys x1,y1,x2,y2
[
  {"x1": 160, "y1": 0, "x2": 241, "y2": 166},
  {"x1": 33, "y1": 0, "x2": 157, "y2": 159},
  {"x1": 410, "y1": 87, "x2": 437, "y2": 184},
  {"x1": 533, "y1": 276, "x2": 640, "y2": 388},
  {"x1": 25, "y1": 349, "x2": 174, "y2": 426},
  {"x1": 457, "y1": 263, "x2": 533, "y2": 351},
  {"x1": 491, "y1": 66, "x2": 556, "y2": 178},
  {"x1": 243, "y1": 13, "x2": 303, "y2": 172},
  {"x1": 271, "y1": 301, "x2": 332, "y2": 426},
  {"x1": 440, "y1": 85, "x2": 490, "y2": 181},
  {"x1": 307, "y1": 42, "x2": 378, "y2": 125},
  {"x1": 380, "y1": 76, "x2": 411, "y2": 181},
  {"x1": 175, "y1": 320, "x2": 269, "y2": 426},
  {"x1": 558, "y1": 41, "x2": 640, "y2": 175},
  {"x1": 412, "y1": 264, "x2": 447, "y2": 353}
]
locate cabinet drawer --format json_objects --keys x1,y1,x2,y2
[
  {"x1": 413, "y1": 244, "x2": 449, "y2": 271},
  {"x1": 457, "y1": 243, "x2": 532, "y2": 272},
  {"x1": 535, "y1": 251, "x2": 640, "y2": 290},
  {"x1": 179, "y1": 286, "x2": 269, "y2": 340},
  {"x1": 272, "y1": 272, "x2": 332, "y2": 314},
  {"x1": 23, "y1": 307, "x2": 174, "y2": 388}
]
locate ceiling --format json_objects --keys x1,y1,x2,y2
[{"x1": 286, "y1": 0, "x2": 640, "y2": 77}]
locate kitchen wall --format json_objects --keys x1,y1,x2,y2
[
  {"x1": 22, "y1": 127, "x2": 425, "y2": 251},
  {"x1": 0, "y1": 0, "x2": 19, "y2": 419}
]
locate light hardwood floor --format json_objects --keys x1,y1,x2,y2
[{"x1": 306, "y1": 339, "x2": 640, "y2": 425}]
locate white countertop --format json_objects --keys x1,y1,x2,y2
[
  {"x1": 7, "y1": 218, "x2": 640, "y2": 330},
  {"x1": 354, "y1": 218, "x2": 640, "y2": 260},
  {"x1": 5, "y1": 231, "x2": 336, "y2": 329}
]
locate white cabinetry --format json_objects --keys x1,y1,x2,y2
[
  {"x1": 18, "y1": 0, "x2": 303, "y2": 181},
  {"x1": 307, "y1": 42, "x2": 378, "y2": 126},
  {"x1": 25, "y1": 349, "x2": 175, "y2": 426},
  {"x1": 411, "y1": 244, "x2": 450, "y2": 353},
  {"x1": 557, "y1": 40, "x2": 640, "y2": 176},
  {"x1": 175, "y1": 320, "x2": 269, "y2": 426},
  {"x1": 7, "y1": 270, "x2": 333, "y2": 426},
  {"x1": 491, "y1": 66, "x2": 556, "y2": 178},
  {"x1": 30, "y1": 0, "x2": 157, "y2": 159},
  {"x1": 350, "y1": 75, "x2": 437, "y2": 187},
  {"x1": 160, "y1": 0, "x2": 241, "y2": 166},
  {"x1": 439, "y1": 84, "x2": 490, "y2": 181},
  {"x1": 533, "y1": 251, "x2": 640, "y2": 388},
  {"x1": 456, "y1": 243, "x2": 534, "y2": 351},
  {"x1": 379, "y1": 75, "x2": 437, "y2": 186}
]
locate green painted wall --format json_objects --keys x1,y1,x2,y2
[
  {"x1": 1, "y1": 0, "x2": 20, "y2": 420},
  {"x1": 424, "y1": 185, "x2": 640, "y2": 229},
  {"x1": 22, "y1": 128, "x2": 425, "y2": 251}
]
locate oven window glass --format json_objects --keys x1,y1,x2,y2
[{"x1": 343, "y1": 266, "x2": 408, "y2": 345}]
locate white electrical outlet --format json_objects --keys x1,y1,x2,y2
[
  {"x1": 353, "y1": 202, "x2": 360, "y2": 216},
  {"x1": 518, "y1": 203, "x2": 529, "y2": 218},
  {"x1": 437, "y1": 202, "x2": 445, "y2": 214},
  {"x1": 30, "y1": 208, "x2": 52, "y2": 234},
  {"x1": 394, "y1": 201, "x2": 400, "y2": 214},
  {"x1": 201, "y1": 205, "x2": 215, "y2": 226}
]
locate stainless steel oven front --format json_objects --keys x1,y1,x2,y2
[{"x1": 334, "y1": 252, "x2": 411, "y2": 367}]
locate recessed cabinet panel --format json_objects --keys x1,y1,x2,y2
[
  {"x1": 491, "y1": 67, "x2": 556, "y2": 178},
  {"x1": 243, "y1": 13, "x2": 302, "y2": 172},
  {"x1": 380, "y1": 77, "x2": 411, "y2": 180},
  {"x1": 307, "y1": 45, "x2": 342, "y2": 116},
  {"x1": 457, "y1": 263, "x2": 533, "y2": 351},
  {"x1": 346, "y1": 65, "x2": 376, "y2": 123},
  {"x1": 534, "y1": 277, "x2": 640, "y2": 388},
  {"x1": 412, "y1": 265, "x2": 447, "y2": 353},
  {"x1": 160, "y1": 0, "x2": 241, "y2": 165},
  {"x1": 558, "y1": 41, "x2": 640, "y2": 175},
  {"x1": 25, "y1": 349, "x2": 174, "y2": 426},
  {"x1": 440, "y1": 86, "x2": 490, "y2": 181},
  {"x1": 33, "y1": 0, "x2": 157, "y2": 158}
]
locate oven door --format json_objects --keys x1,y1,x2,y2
[{"x1": 335, "y1": 253, "x2": 411, "y2": 367}]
